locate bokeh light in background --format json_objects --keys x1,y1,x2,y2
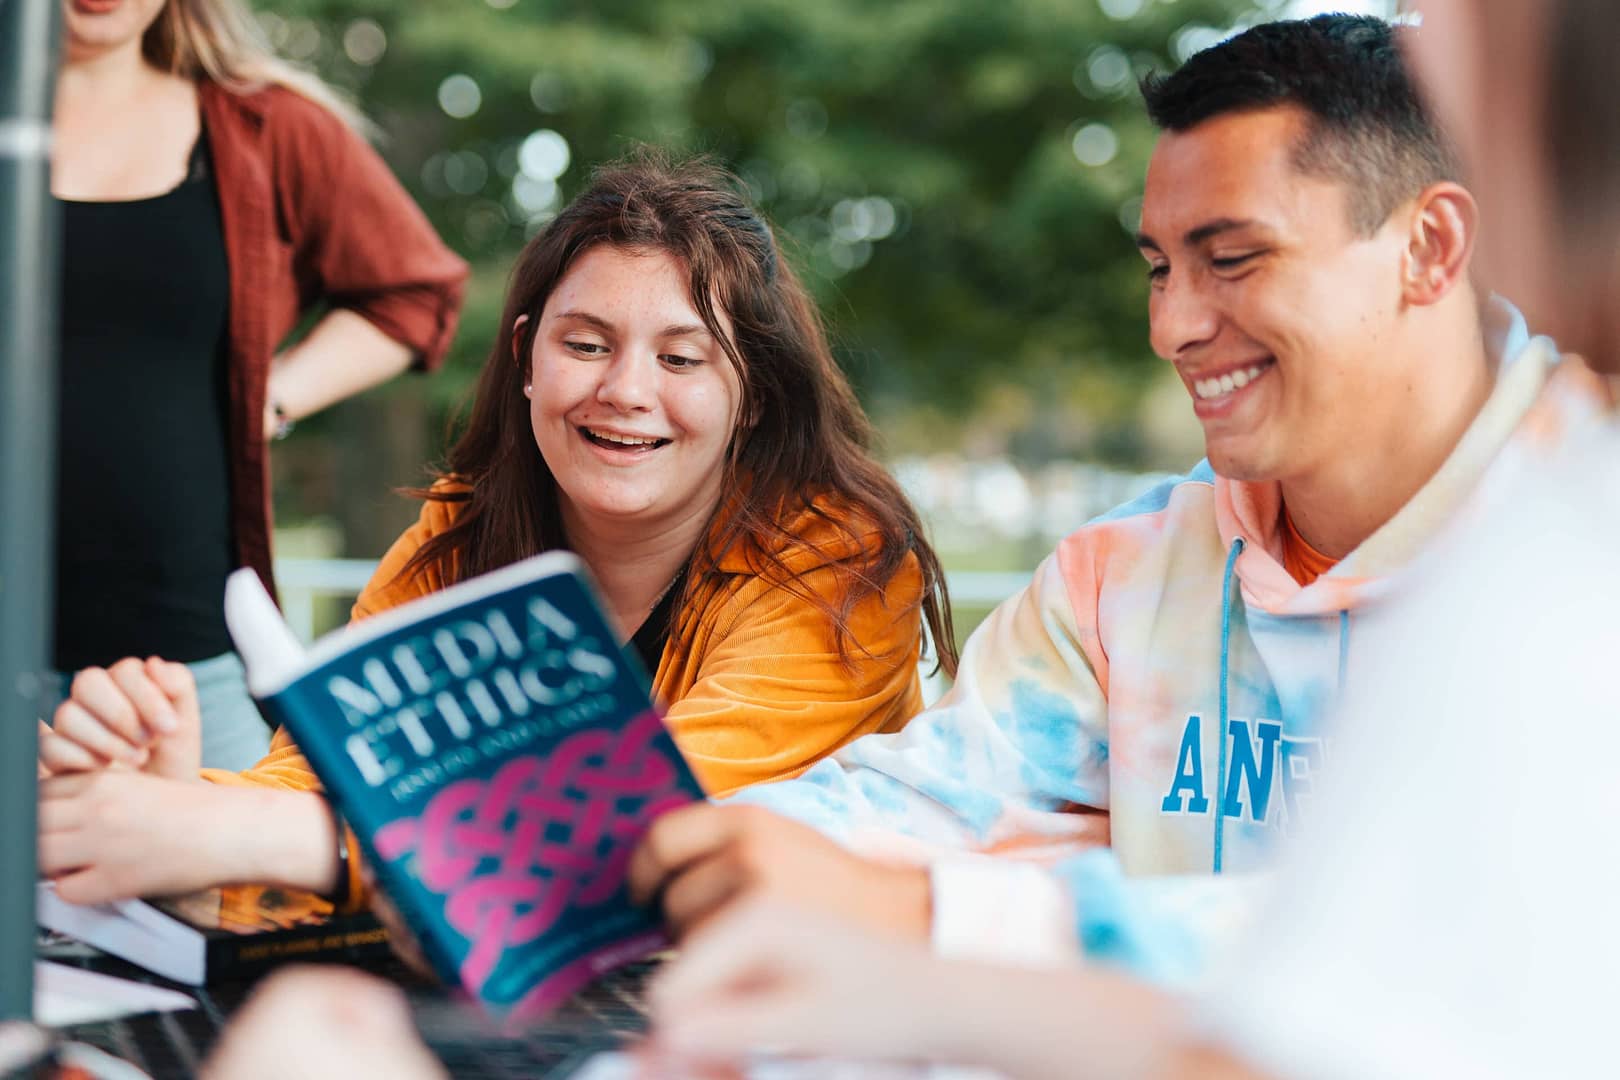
[
  {"x1": 1286, "y1": 0, "x2": 1392, "y2": 15},
  {"x1": 340, "y1": 19, "x2": 384, "y2": 67},
  {"x1": 1072, "y1": 123, "x2": 1121, "y2": 167},
  {"x1": 510, "y1": 129, "x2": 570, "y2": 228},
  {"x1": 518, "y1": 130, "x2": 571, "y2": 183},
  {"x1": 436, "y1": 74, "x2": 482, "y2": 119}
]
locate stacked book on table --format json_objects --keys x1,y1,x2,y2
[{"x1": 37, "y1": 880, "x2": 387, "y2": 986}]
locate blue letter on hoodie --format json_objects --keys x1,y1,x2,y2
[
  {"x1": 1160, "y1": 715, "x2": 1209, "y2": 814},
  {"x1": 1222, "y1": 720, "x2": 1282, "y2": 823}
]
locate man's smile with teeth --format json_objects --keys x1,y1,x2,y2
[
  {"x1": 1192, "y1": 359, "x2": 1275, "y2": 400},
  {"x1": 581, "y1": 426, "x2": 669, "y2": 448}
]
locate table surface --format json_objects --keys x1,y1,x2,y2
[{"x1": 44, "y1": 946, "x2": 654, "y2": 1079}]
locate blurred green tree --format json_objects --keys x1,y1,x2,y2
[{"x1": 265, "y1": 0, "x2": 1270, "y2": 551}]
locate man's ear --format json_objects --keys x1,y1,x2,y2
[
  {"x1": 1401, "y1": 182, "x2": 1478, "y2": 307},
  {"x1": 511, "y1": 314, "x2": 531, "y2": 369}
]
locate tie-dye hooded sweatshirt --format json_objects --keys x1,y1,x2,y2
[{"x1": 733, "y1": 307, "x2": 1610, "y2": 965}]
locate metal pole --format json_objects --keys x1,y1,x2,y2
[{"x1": 0, "y1": 0, "x2": 61, "y2": 1021}]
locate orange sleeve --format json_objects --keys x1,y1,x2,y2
[
  {"x1": 199, "y1": 725, "x2": 322, "y2": 791},
  {"x1": 346, "y1": 493, "x2": 456, "y2": 623},
  {"x1": 664, "y1": 552, "x2": 927, "y2": 798},
  {"x1": 200, "y1": 495, "x2": 454, "y2": 791},
  {"x1": 201, "y1": 494, "x2": 458, "y2": 910}
]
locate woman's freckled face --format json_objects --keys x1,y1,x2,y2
[{"x1": 526, "y1": 245, "x2": 744, "y2": 534}]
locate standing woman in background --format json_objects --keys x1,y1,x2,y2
[{"x1": 47, "y1": 0, "x2": 468, "y2": 769}]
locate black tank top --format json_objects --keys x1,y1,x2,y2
[
  {"x1": 53, "y1": 129, "x2": 235, "y2": 670},
  {"x1": 628, "y1": 568, "x2": 686, "y2": 676}
]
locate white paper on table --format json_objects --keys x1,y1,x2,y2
[
  {"x1": 34, "y1": 961, "x2": 196, "y2": 1027},
  {"x1": 569, "y1": 1050, "x2": 1005, "y2": 1079}
]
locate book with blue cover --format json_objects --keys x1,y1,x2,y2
[{"x1": 222, "y1": 554, "x2": 703, "y2": 1017}]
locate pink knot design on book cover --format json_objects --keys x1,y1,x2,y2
[{"x1": 373, "y1": 708, "x2": 689, "y2": 995}]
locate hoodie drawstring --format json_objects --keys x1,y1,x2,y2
[
  {"x1": 1212, "y1": 536, "x2": 1244, "y2": 875},
  {"x1": 1210, "y1": 546, "x2": 1351, "y2": 873},
  {"x1": 1337, "y1": 608, "x2": 1351, "y2": 690}
]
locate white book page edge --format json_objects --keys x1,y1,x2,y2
[
  {"x1": 35, "y1": 960, "x2": 194, "y2": 1027},
  {"x1": 225, "y1": 550, "x2": 586, "y2": 696}
]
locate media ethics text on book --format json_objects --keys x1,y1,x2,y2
[{"x1": 326, "y1": 597, "x2": 618, "y2": 802}]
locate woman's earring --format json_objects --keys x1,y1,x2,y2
[{"x1": 523, "y1": 383, "x2": 533, "y2": 397}]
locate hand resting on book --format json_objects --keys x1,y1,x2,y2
[
  {"x1": 37, "y1": 770, "x2": 347, "y2": 906},
  {"x1": 35, "y1": 652, "x2": 352, "y2": 905},
  {"x1": 37, "y1": 655, "x2": 202, "y2": 781}
]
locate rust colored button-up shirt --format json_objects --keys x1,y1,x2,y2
[{"x1": 199, "y1": 80, "x2": 468, "y2": 598}]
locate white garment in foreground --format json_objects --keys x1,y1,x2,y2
[
  {"x1": 1200, "y1": 418, "x2": 1620, "y2": 1079},
  {"x1": 570, "y1": 1050, "x2": 1002, "y2": 1079}
]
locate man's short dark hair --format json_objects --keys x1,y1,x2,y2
[{"x1": 1140, "y1": 14, "x2": 1458, "y2": 236}]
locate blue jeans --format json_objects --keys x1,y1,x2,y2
[{"x1": 42, "y1": 651, "x2": 271, "y2": 772}]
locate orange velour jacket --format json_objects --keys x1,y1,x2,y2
[{"x1": 202, "y1": 487, "x2": 929, "y2": 906}]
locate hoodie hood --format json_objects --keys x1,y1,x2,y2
[{"x1": 1214, "y1": 300, "x2": 1560, "y2": 617}]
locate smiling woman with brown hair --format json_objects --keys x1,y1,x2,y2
[{"x1": 35, "y1": 151, "x2": 956, "y2": 913}]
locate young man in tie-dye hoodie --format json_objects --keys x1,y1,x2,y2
[{"x1": 626, "y1": 15, "x2": 1613, "y2": 966}]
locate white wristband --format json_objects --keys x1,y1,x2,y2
[{"x1": 929, "y1": 858, "x2": 1077, "y2": 967}]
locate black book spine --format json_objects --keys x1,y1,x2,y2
[{"x1": 200, "y1": 913, "x2": 390, "y2": 983}]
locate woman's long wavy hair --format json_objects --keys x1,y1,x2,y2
[
  {"x1": 407, "y1": 151, "x2": 957, "y2": 676},
  {"x1": 142, "y1": 0, "x2": 367, "y2": 130}
]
